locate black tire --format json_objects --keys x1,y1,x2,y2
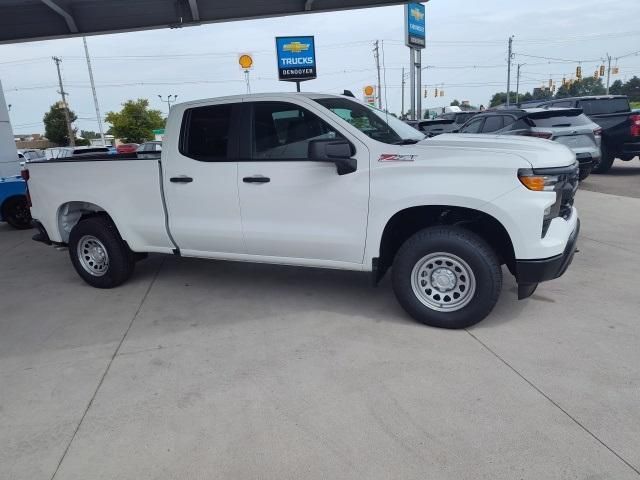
[
  {"x1": 1, "y1": 195, "x2": 32, "y2": 230},
  {"x1": 392, "y1": 226, "x2": 502, "y2": 329},
  {"x1": 68, "y1": 216, "x2": 135, "y2": 288},
  {"x1": 592, "y1": 143, "x2": 615, "y2": 173}
]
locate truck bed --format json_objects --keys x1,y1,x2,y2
[{"x1": 27, "y1": 156, "x2": 174, "y2": 253}]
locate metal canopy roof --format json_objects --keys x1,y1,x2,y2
[{"x1": 0, "y1": 0, "x2": 406, "y2": 44}]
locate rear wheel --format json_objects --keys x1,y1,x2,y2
[
  {"x1": 1, "y1": 195, "x2": 32, "y2": 229},
  {"x1": 392, "y1": 226, "x2": 502, "y2": 329},
  {"x1": 592, "y1": 143, "x2": 615, "y2": 173},
  {"x1": 68, "y1": 216, "x2": 135, "y2": 288}
]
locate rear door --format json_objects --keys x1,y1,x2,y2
[
  {"x1": 236, "y1": 98, "x2": 370, "y2": 265},
  {"x1": 163, "y1": 100, "x2": 245, "y2": 255}
]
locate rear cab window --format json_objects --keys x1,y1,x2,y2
[{"x1": 578, "y1": 98, "x2": 630, "y2": 115}]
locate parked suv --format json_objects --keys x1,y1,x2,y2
[
  {"x1": 534, "y1": 95, "x2": 640, "y2": 173},
  {"x1": 416, "y1": 111, "x2": 480, "y2": 137},
  {"x1": 458, "y1": 108, "x2": 600, "y2": 180}
]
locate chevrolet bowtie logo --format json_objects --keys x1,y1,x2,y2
[
  {"x1": 283, "y1": 41, "x2": 310, "y2": 53},
  {"x1": 410, "y1": 7, "x2": 424, "y2": 21}
]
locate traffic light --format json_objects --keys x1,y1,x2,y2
[
  {"x1": 576, "y1": 66, "x2": 582, "y2": 78},
  {"x1": 434, "y1": 87, "x2": 438, "y2": 97},
  {"x1": 594, "y1": 69, "x2": 599, "y2": 80},
  {"x1": 548, "y1": 78, "x2": 553, "y2": 88},
  {"x1": 562, "y1": 77, "x2": 566, "y2": 86},
  {"x1": 612, "y1": 66, "x2": 620, "y2": 75},
  {"x1": 439, "y1": 90, "x2": 444, "y2": 97},
  {"x1": 424, "y1": 88, "x2": 428, "y2": 98},
  {"x1": 599, "y1": 65, "x2": 605, "y2": 76}
]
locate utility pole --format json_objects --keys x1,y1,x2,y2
[
  {"x1": 373, "y1": 40, "x2": 382, "y2": 109},
  {"x1": 52, "y1": 56, "x2": 75, "y2": 147},
  {"x1": 82, "y1": 37, "x2": 105, "y2": 146},
  {"x1": 515, "y1": 63, "x2": 523, "y2": 105},
  {"x1": 401, "y1": 67, "x2": 405, "y2": 118},
  {"x1": 605, "y1": 53, "x2": 612, "y2": 94},
  {"x1": 158, "y1": 95, "x2": 177, "y2": 115},
  {"x1": 506, "y1": 35, "x2": 514, "y2": 106}
]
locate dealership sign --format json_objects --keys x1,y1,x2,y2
[
  {"x1": 405, "y1": 3, "x2": 426, "y2": 49},
  {"x1": 275, "y1": 36, "x2": 317, "y2": 82}
]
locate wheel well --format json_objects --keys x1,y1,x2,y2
[
  {"x1": 377, "y1": 206, "x2": 516, "y2": 281},
  {"x1": 57, "y1": 201, "x2": 113, "y2": 243}
]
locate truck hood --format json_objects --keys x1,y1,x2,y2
[{"x1": 420, "y1": 133, "x2": 576, "y2": 169}]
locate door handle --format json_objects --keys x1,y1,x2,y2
[
  {"x1": 243, "y1": 176, "x2": 270, "y2": 184},
  {"x1": 170, "y1": 176, "x2": 193, "y2": 183}
]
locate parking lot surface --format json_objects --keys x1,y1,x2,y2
[{"x1": 1, "y1": 177, "x2": 639, "y2": 479}]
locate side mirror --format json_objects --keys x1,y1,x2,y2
[{"x1": 308, "y1": 138, "x2": 357, "y2": 175}]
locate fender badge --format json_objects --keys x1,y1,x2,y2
[{"x1": 378, "y1": 154, "x2": 416, "y2": 162}]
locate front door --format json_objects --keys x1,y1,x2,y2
[
  {"x1": 163, "y1": 100, "x2": 245, "y2": 255},
  {"x1": 237, "y1": 99, "x2": 370, "y2": 265}
]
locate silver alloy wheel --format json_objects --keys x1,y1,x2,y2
[
  {"x1": 411, "y1": 252, "x2": 476, "y2": 312},
  {"x1": 77, "y1": 235, "x2": 110, "y2": 277}
]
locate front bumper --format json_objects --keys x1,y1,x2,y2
[{"x1": 515, "y1": 218, "x2": 580, "y2": 299}]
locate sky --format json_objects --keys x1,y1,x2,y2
[{"x1": 1, "y1": 0, "x2": 639, "y2": 135}]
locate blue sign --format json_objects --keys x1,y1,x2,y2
[
  {"x1": 275, "y1": 36, "x2": 317, "y2": 82},
  {"x1": 405, "y1": 3, "x2": 426, "y2": 49}
]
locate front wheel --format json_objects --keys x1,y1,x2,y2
[
  {"x1": 1, "y1": 195, "x2": 32, "y2": 230},
  {"x1": 68, "y1": 216, "x2": 135, "y2": 288},
  {"x1": 392, "y1": 226, "x2": 502, "y2": 329}
]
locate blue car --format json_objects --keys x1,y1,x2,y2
[{"x1": 0, "y1": 175, "x2": 31, "y2": 229}]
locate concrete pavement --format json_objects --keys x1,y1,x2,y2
[{"x1": 1, "y1": 187, "x2": 639, "y2": 479}]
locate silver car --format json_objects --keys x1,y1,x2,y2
[{"x1": 459, "y1": 108, "x2": 601, "y2": 180}]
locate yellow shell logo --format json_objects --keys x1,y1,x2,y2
[
  {"x1": 283, "y1": 41, "x2": 310, "y2": 54},
  {"x1": 238, "y1": 54, "x2": 253, "y2": 69},
  {"x1": 363, "y1": 85, "x2": 375, "y2": 96}
]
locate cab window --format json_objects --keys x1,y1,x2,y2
[
  {"x1": 460, "y1": 118, "x2": 484, "y2": 133},
  {"x1": 251, "y1": 102, "x2": 339, "y2": 160},
  {"x1": 180, "y1": 103, "x2": 235, "y2": 161}
]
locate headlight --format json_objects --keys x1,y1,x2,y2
[{"x1": 517, "y1": 169, "x2": 562, "y2": 191}]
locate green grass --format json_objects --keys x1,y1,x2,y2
[{"x1": 631, "y1": 101, "x2": 640, "y2": 110}]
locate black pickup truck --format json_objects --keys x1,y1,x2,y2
[{"x1": 536, "y1": 95, "x2": 640, "y2": 173}]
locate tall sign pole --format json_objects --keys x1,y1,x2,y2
[
  {"x1": 405, "y1": 3, "x2": 426, "y2": 120},
  {"x1": 416, "y1": 49, "x2": 422, "y2": 120},
  {"x1": 506, "y1": 35, "x2": 514, "y2": 106}
]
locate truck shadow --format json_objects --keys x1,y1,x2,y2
[{"x1": 139, "y1": 256, "x2": 534, "y2": 330}]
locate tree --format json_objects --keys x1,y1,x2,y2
[
  {"x1": 609, "y1": 79, "x2": 625, "y2": 95},
  {"x1": 43, "y1": 102, "x2": 77, "y2": 146},
  {"x1": 489, "y1": 92, "x2": 518, "y2": 107},
  {"x1": 450, "y1": 99, "x2": 460, "y2": 107},
  {"x1": 105, "y1": 99, "x2": 165, "y2": 144},
  {"x1": 80, "y1": 130, "x2": 101, "y2": 139},
  {"x1": 555, "y1": 77, "x2": 605, "y2": 98},
  {"x1": 623, "y1": 76, "x2": 640, "y2": 102}
]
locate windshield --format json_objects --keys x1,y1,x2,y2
[{"x1": 314, "y1": 97, "x2": 425, "y2": 144}]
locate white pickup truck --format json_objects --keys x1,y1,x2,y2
[{"x1": 25, "y1": 93, "x2": 580, "y2": 329}]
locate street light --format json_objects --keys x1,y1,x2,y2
[{"x1": 158, "y1": 94, "x2": 178, "y2": 113}]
